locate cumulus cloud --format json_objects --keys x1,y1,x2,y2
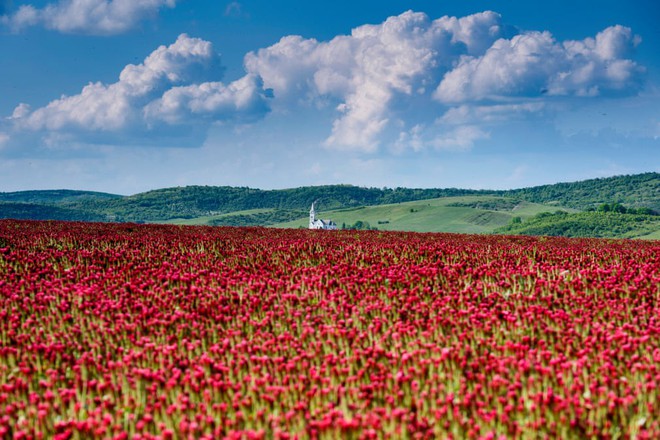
[
  {"x1": 244, "y1": 10, "x2": 642, "y2": 152},
  {"x1": 3, "y1": 10, "x2": 646, "y2": 156},
  {"x1": 14, "y1": 34, "x2": 216, "y2": 131},
  {"x1": 434, "y1": 25, "x2": 643, "y2": 103},
  {"x1": 2, "y1": 0, "x2": 177, "y2": 35},
  {"x1": 144, "y1": 74, "x2": 272, "y2": 124},
  {"x1": 244, "y1": 10, "x2": 507, "y2": 151},
  {"x1": 10, "y1": 103, "x2": 31, "y2": 120},
  {"x1": 9, "y1": 34, "x2": 271, "y2": 148}
]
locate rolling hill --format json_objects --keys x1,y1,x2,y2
[
  {"x1": 271, "y1": 196, "x2": 576, "y2": 233},
  {"x1": 0, "y1": 189, "x2": 121, "y2": 205},
  {"x1": 494, "y1": 210, "x2": 660, "y2": 239},
  {"x1": 504, "y1": 172, "x2": 660, "y2": 211},
  {"x1": 1, "y1": 172, "x2": 658, "y2": 238},
  {"x1": 0, "y1": 202, "x2": 108, "y2": 222}
]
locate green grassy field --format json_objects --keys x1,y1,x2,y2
[
  {"x1": 157, "y1": 208, "x2": 275, "y2": 225},
  {"x1": 151, "y1": 196, "x2": 659, "y2": 239},
  {"x1": 272, "y1": 196, "x2": 573, "y2": 233},
  {"x1": 637, "y1": 229, "x2": 660, "y2": 240}
]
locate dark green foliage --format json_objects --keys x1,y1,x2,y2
[
  {"x1": 596, "y1": 203, "x2": 656, "y2": 215},
  {"x1": 0, "y1": 202, "x2": 107, "y2": 222},
  {"x1": 504, "y1": 172, "x2": 660, "y2": 212},
  {"x1": 343, "y1": 220, "x2": 377, "y2": 230},
  {"x1": 495, "y1": 211, "x2": 660, "y2": 238},
  {"x1": 0, "y1": 189, "x2": 121, "y2": 204}
]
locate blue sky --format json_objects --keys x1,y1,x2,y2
[{"x1": 1, "y1": 0, "x2": 658, "y2": 194}]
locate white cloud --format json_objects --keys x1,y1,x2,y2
[
  {"x1": 2, "y1": 11, "x2": 648, "y2": 157},
  {"x1": 144, "y1": 74, "x2": 272, "y2": 124},
  {"x1": 244, "y1": 11, "x2": 642, "y2": 152},
  {"x1": 245, "y1": 10, "x2": 508, "y2": 151},
  {"x1": 434, "y1": 25, "x2": 643, "y2": 103},
  {"x1": 2, "y1": 0, "x2": 177, "y2": 35},
  {"x1": 8, "y1": 34, "x2": 271, "y2": 147},
  {"x1": 10, "y1": 103, "x2": 31, "y2": 120},
  {"x1": 14, "y1": 34, "x2": 216, "y2": 131},
  {"x1": 20, "y1": 81, "x2": 133, "y2": 131},
  {"x1": 433, "y1": 10, "x2": 512, "y2": 55}
]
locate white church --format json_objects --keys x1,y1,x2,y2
[{"x1": 309, "y1": 202, "x2": 338, "y2": 230}]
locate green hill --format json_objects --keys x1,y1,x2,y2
[
  {"x1": 272, "y1": 196, "x2": 576, "y2": 233},
  {"x1": 495, "y1": 211, "x2": 660, "y2": 239},
  {"x1": 0, "y1": 202, "x2": 108, "y2": 222},
  {"x1": 59, "y1": 185, "x2": 491, "y2": 222},
  {"x1": 1, "y1": 172, "x2": 658, "y2": 238},
  {"x1": 0, "y1": 189, "x2": 122, "y2": 205},
  {"x1": 505, "y1": 172, "x2": 660, "y2": 211}
]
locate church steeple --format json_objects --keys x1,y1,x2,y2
[
  {"x1": 309, "y1": 202, "x2": 316, "y2": 229},
  {"x1": 309, "y1": 200, "x2": 337, "y2": 230}
]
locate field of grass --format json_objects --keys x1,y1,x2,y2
[
  {"x1": 156, "y1": 208, "x2": 275, "y2": 225},
  {"x1": 152, "y1": 196, "x2": 660, "y2": 239},
  {"x1": 637, "y1": 229, "x2": 660, "y2": 240},
  {"x1": 272, "y1": 196, "x2": 572, "y2": 233}
]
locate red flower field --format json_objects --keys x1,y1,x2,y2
[{"x1": 0, "y1": 220, "x2": 658, "y2": 439}]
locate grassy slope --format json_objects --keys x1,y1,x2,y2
[
  {"x1": 638, "y1": 229, "x2": 660, "y2": 240},
  {"x1": 157, "y1": 209, "x2": 275, "y2": 225},
  {"x1": 271, "y1": 196, "x2": 573, "y2": 233}
]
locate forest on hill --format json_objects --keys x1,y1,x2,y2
[
  {"x1": 1, "y1": 172, "x2": 658, "y2": 239},
  {"x1": 1, "y1": 185, "x2": 492, "y2": 222},
  {"x1": 504, "y1": 172, "x2": 660, "y2": 211}
]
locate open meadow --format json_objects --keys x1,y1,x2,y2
[{"x1": 0, "y1": 220, "x2": 658, "y2": 439}]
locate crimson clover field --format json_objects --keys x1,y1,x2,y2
[{"x1": 0, "y1": 220, "x2": 658, "y2": 439}]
